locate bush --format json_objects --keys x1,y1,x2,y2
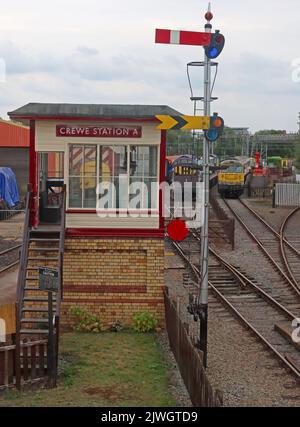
[
  {"x1": 69, "y1": 306, "x2": 102, "y2": 333},
  {"x1": 132, "y1": 311, "x2": 159, "y2": 333}
]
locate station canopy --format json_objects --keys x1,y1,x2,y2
[{"x1": 8, "y1": 103, "x2": 181, "y2": 125}]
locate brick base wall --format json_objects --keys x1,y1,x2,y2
[{"x1": 61, "y1": 237, "x2": 165, "y2": 329}]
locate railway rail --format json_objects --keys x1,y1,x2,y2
[
  {"x1": 169, "y1": 234, "x2": 300, "y2": 381},
  {"x1": 237, "y1": 199, "x2": 300, "y2": 287},
  {"x1": 222, "y1": 198, "x2": 300, "y2": 305},
  {"x1": 0, "y1": 244, "x2": 21, "y2": 274}
]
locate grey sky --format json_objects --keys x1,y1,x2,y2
[{"x1": 0, "y1": 0, "x2": 299, "y2": 132}]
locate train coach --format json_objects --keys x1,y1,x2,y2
[{"x1": 166, "y1": 155, "x2": 202, "y2": 197}]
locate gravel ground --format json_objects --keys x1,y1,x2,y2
[{"x1": 164, "y1": 195, "x2": 300, "y2": 407}]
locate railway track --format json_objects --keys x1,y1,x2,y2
[
  {"x1": 221, "y1": 198, "x2": 300, "y2": 310},
  {"x1": 0, "y1": 244, "x2": 21, "y2": 274},
  {"x1": 169, "y1": 235, "x2": 300, "y2": 381},
  {"x1": 237, "y1": 199, "x2": 300, "y2": 287}
]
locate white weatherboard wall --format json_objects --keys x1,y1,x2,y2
[{"x1": 66, "y1": 214, "x2": 159, "y2": 229}]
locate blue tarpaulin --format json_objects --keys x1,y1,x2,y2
[{"x1": 0, "y1": 167, "x2": 20, "y2": 208}]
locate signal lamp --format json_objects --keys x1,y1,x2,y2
[
  {"x1": 205, "y1": 31, "x2": 225, "y2": 59},
  {"x1": 205, "y1": 113, "x2": 224, "y2": 142}
]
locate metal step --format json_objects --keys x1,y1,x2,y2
[
  {"x1": 26, "y1": 277, "x2": 39, "y2": 281},
  {"x1": 29, "y1": 248, "x2": 59, "y2": 252},
  {"x1": 30, "y1": 230, "x2": 60, "y2": 239},
  {"x1": 22, "y1": 307, "x2": 49, "y2": 313},
  {"x1": 21, "y1": 318, "x2": 48, "y2": 324},
  {"x1": 23, "y1": 296, "x2": 56, "y2": 302},
  {"x1": 30, "y1": 238, "x2": 60, "y2": 243},
  {"x1": 27, "y1": 257, "x2": 59, "y2": 261},
  {"x1": 20, "y1": 329, "x2": 49, "y2": 335}
]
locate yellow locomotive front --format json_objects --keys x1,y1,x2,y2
[{"x1": 218, "y1": 160, "x2": 245, "y2": 198}]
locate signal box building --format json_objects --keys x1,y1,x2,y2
[{"x1": 8, "y1": 103, "x2": 179, "y2": 327}]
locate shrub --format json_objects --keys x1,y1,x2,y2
[
  {"x1": 132, "y1": 311, "x2": 159, "y2": 333},
  {"x1": 69, "y1": 306, "x2": 102, "y2": 333}
]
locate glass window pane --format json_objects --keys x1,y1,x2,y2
[
  {"x1": 97, "y1": 178, "x2": 114, "y2": 210},
  {"x1": 129, "y1": 178, "x2": 158, "y2": 210},
  {"x1": 115, "y1": 176, "x2": 128, "y2": 209},
  {"x1": 83, "y1": 177, "x2": 96, "y2": 208},
  {"x1": 100, "y1": 146, "x2": 127, "y2": 178},
  {"x1": 84, "y1": 146, "x2": 97, "y2": 176},
  {"x1": 69, "y1": 146, "x2": 83, "y2": 176},
  {"x1": 130, "y1": 146, "x2": 158, "y2": 177},
  {"x1": 145, "y1": 178, "x2": 158, "y2": 209},
  {"x1": 69, "y1": 177, "x2": 82, "y2": 208}
]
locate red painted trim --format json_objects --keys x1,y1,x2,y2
[
  {"x1": 29, "y1": 121, "x2": 38, "y2": 228},
  {"x1": 9, "y1": 116, "x2": 159, "y2": 123},
  {"x1": 66, "y1": 228, "x2": 165, "y2": 238},
  {"x1": 64, "y1": 285, "x2": 147, "y2": 294},
  {"x1": 159, "y1": 130, "x2": 166, "y2": 230}
]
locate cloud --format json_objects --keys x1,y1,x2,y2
[
  {"x1": 0, "y1": 0, "x2": 300, "y2": 132},
  {"x1": 76, "y1": 46, "x2": 99, "y2": 56}
]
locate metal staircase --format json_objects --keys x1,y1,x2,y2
[{"x1": 15, "y1": 186, "x2": 66, "y2": 388}]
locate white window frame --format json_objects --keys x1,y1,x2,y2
[{"x1": 66, "y1": 143, "x2": 160, "y2": 212}]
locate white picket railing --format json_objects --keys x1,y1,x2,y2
[{"x1": 275, "y1": 183, "x2": 300, "y2": 207}]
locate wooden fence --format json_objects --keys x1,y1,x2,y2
[
  {"x1": 0, "y1": 339, "x2": 48, "y2": 390},
  {"x1": 164, "y1": 288, "x2": 223, "y2": 407}
]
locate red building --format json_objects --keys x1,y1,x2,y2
[{"x1": 0, "y1": 120, "x2": 30, "y2": 196}]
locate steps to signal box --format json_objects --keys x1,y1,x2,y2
[{"x1": 19, "y1": 229, "x2": 61, "y2": 340}]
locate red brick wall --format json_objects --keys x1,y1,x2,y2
[{"x1": 61, "y1": 237, "x2": 165, "y2": 329}]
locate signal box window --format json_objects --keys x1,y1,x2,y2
[
  {"x1": 69, "y1": 145, "x2": 97, "y2": 208},
  {"x1": 68, "y1": 144, "x2": 159, "y2": 211}
]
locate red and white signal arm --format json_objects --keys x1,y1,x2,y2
[{"x1": 155, "y1": 29, "x2": 211, "y2": 46}]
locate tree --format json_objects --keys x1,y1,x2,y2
[
  {"x1": 254, "y1": 130, "x2": 295, "y2": 158},
  {"x1": 213, "y1": 127, "x2": 244, "y2": 159},
  {"x1": 295, "y1": 142, "x2": 300, "y2": 170},
  {"x1": 166, "y1": 130, "x2": 199, "y2": 156}
]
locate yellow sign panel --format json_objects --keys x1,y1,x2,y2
[{"x1": 156, "y1": 115, "x2": 210, "y2": 131}]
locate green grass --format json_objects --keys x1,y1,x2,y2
[{"x1": 0, "y1": 332, "x2": 176, "y2": 407}]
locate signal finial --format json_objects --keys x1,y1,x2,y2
[{"x1": 205, "y1": 2, "x2": 213, "y2": 22}]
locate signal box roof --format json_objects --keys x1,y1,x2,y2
[{"x1": 8, "y1": 103, "x2": 181, "y2": 123}]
